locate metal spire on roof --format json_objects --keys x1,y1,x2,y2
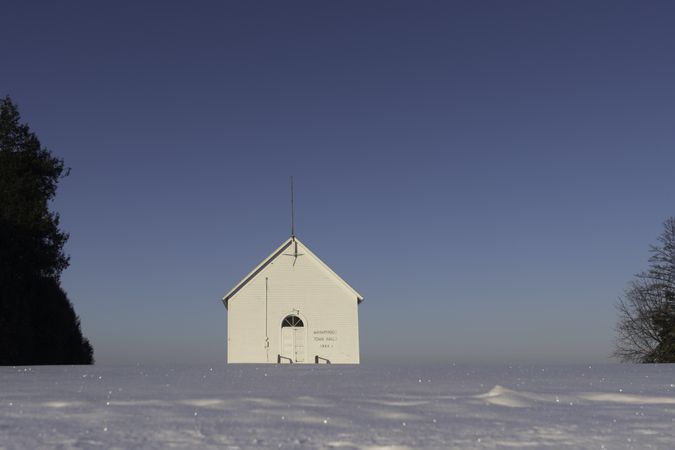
[
  {"x1": 291, "y1": 176, "x2": 295, "y2": 238},
  {"x1": 285, "y1": 176, "x2": 303, "y2": 265}
]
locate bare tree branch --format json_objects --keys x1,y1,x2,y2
[{"x1": 614, "y1": 217, "x2": 675, "y2": 363}]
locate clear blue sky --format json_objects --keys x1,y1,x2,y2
[{"x1": 3, "y1": 1, "x2": 674, "y2": 364}]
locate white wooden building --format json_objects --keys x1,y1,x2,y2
[{"x1": 222, "y1": 236, "x2": 363, "y2": 364}]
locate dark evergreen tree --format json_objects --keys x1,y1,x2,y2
[
  {"x1": 0, "y1": 96, "x2": 93, "y2": 365},
  {"x1": 614, "y1": 217, "x2": 675, "y2": 363}
]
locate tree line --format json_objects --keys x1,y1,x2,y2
[{"x1": 0, "y1": 96, "x2": 93, "y2": 365}]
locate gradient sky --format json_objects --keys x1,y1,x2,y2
[{"x1": 3, "y1": 1, "x2": 674, "y2": 364}]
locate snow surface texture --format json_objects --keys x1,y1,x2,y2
[{"x1": 1, "y1": 364, "x2": 675, "y2": 449}]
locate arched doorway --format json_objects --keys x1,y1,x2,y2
[{"x1": 280, "y1": 314, "x2": 305, "y2": 363}]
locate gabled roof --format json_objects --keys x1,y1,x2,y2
[{"x1": 222, "y1": 236, "x2": 364, "y2": 308}]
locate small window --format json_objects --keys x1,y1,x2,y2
[{"x1": 282, "y1": 315, "x2": 304, "y2": 328}]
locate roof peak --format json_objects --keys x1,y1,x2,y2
[{"x1": 221, "y1": 236, "x2": 363, "y2": 307}]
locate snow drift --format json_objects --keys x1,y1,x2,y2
[{"x1": 1, "y1": 364, "x2": 674, "y2": 448}]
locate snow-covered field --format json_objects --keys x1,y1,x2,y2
[{"x1": 1, "y1": 364, "x2": 674, "y2": 449}]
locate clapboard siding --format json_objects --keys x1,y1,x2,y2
[{"x1": 226, "y1": 238, "x2": 360, "y2": 364}]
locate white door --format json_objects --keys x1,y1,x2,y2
[
  {"x1": 281, "y1": 315, "x2": 305, "y2": 363},
  {"x1": 294, "y1": 328, "x2": 305, "y2": 362},
  {"x1": 281, "y1": 327, "x2": 294, "y2": 362}
]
